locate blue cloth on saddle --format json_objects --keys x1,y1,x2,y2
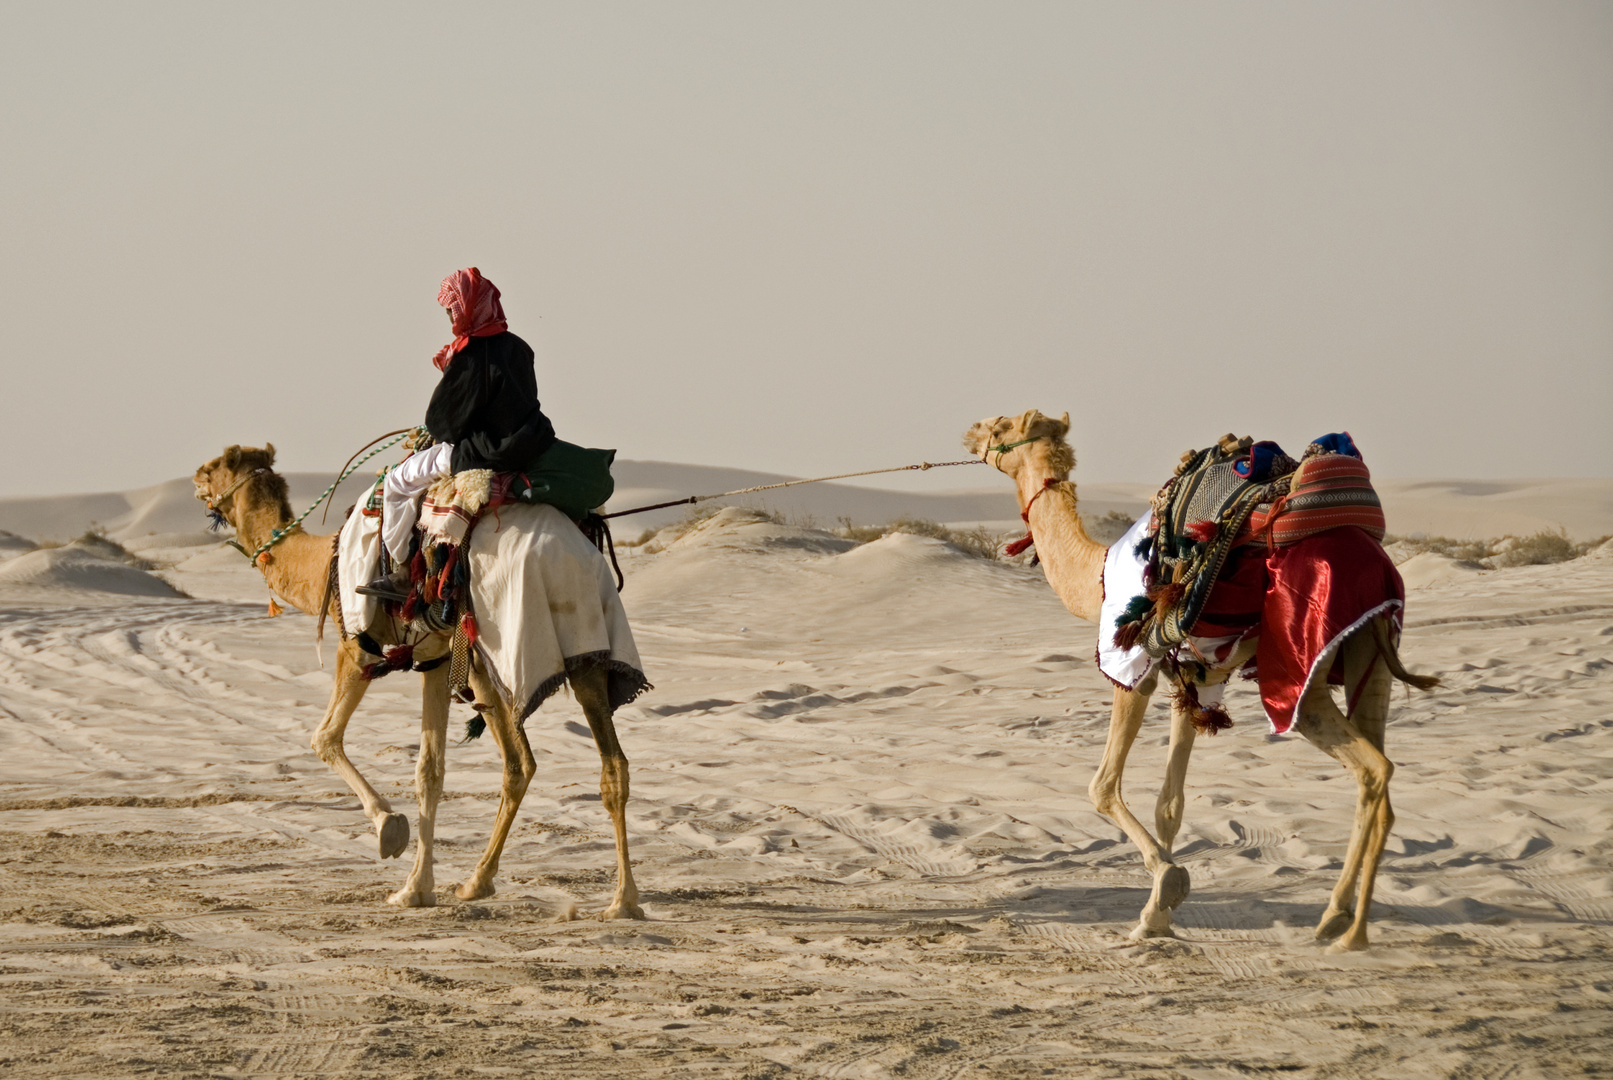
[
  {"x1": 1233, "y1": 440, "x2": 1290, "y2": 480},
  {"x1": 1308, "y1": 431, "x2": 1363, "y2": 460}
]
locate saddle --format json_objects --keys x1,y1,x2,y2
[{"x1": 1115, "y1": 433, "x2": 1387, "y2": 659}]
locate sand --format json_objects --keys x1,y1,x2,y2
[{"x1": 1, "y1": 495, "x2": 1611, "y2": 1078}]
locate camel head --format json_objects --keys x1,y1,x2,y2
[
  {"x1": 962, "y1": 409, "x2": 1075, "y2": 479},
  {"x1": 193, "y1": 444, "x2": 292, "y2": 531}
]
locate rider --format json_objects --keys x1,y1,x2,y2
[{"x1": 361, "y1": 267, "x2": 556, "y2": 600}]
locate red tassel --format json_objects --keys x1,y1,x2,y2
[
  {"x1": 383, "y1": 644, "x2": 415, "y2": 669},
  {"x1": 462, "y1": 613, "x2": 479, "y2": 646},
  {"x1": 1148, "y1": 581, "x2": 1186, "y2": 607},
  {"x1": 1191, "y1": 704, "x2": 1234, "y2": 735},
  {"x1": 266, "y1": 597, "x2": 284, "y2": 617},
  {"x1": 1004, "y1": 532, "x2": 1035, "y2": 557},
  {"x1": 1185, "y1": 519, "x2": 1219, "y2": 543}
]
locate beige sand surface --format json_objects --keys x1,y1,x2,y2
[{"x1": 1, "y1": 508, "x2": 1611, "y2": 1077}]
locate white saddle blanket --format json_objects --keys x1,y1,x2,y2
[{"x1": 337, "y1": 501, "x2": 646, "y2": 718}]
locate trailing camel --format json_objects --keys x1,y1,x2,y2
[
  {"x1": 963, "y1": 410, "x2": 1437, "y2": 951},
  {"x1": 193, "y1": 444, "x2": 645, "y2": 918}
]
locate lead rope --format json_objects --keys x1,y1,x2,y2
[{"x1": 600, "y1": 452, "x2": 1015, "y2": 521}]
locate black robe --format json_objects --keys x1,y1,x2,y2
[{"x1": 424, "y1": 332, "x2": 557, "y2": 474}]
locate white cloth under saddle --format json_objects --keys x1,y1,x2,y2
[
  {"x1": 336, "y1": 500, "x2": 645, "y2": 719},
  {"x1": 1095, "y1": 508, "x2": 1228, "y2": 712}
]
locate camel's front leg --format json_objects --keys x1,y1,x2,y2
[
  {"x1": 571, "y1": 665, "x2": 644, "y2": 920},
  {"x1": 1305, "y1": 628, "x2": 1397, "y2": 949},
  {"x1": 457, "y1": 666, "x2": 537, "y2": 901},
  {"x1": 1154, "y1": 695, "x2": 1198, "y2": 851},
  {"x1": 312, "y1": 639, "x2": 410, "y2": 859},
  {"x1": 1088, "y1": 677, "x2": 1188, "y2": 939},
  {"x1": 389, "y1": 665, "x2": 450, "y2": 907}
]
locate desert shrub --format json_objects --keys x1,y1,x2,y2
[
  {"x1": 1383, "y1": 528, "x2": 1604, "y2": 568},
  {"x1": 1083, "y1": 510, "x2": 1137, "y2": 544},
  {"x1": 1489, "y1": 529, "x2": 1576, "y2": 567},
  {"x1": 835, "y1": 516, "x2": 1005, "y2": 560}
]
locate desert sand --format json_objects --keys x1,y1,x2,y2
[{"x1": 1, "y1": 475, "x2": 1611, "y2": 1078}]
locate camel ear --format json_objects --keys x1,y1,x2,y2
[
  {"x1": 1055, "y1": 412, "x2": 1070, "y2": 438},
  {"x1": 1018, "y1": 408, "x2": 1041, "y2": 433},
  {"x1": 263, "y1": 443, "x2": 276, "y2": 466},
  {"x1": 223, "y1": 445, "x2": 242, "y2": 468}
]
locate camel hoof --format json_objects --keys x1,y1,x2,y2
[
  {"x1": 600, "y1": 900, "x2": 646, "y2": 921},
  {"x1": 1156, "y1": 864, "x2": 1191, "y2": 910},
  {"x1": 386, "y1": 886, "x2": 435, "y2": 908},
  {"x1": 1129, "y1": 921, "x2": 1176, "y2": 941},
  {"x1": 378, "y1": 813, "x2": 410, "y2": 859},
  {"x1": 1314, "y1": 909, "x2": 1354, "y2": 941},
  {"x1": 456, "y1": 878, "x2": 496, "y2": 901},
  {"x1": 1324, "y1": 933, "x2": 1369, "y2": 954}
]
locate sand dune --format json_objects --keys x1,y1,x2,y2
[{"x1": 1, "y1": 499, "x2": 1609, "y2": 1076}]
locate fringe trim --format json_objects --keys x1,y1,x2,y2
[{"x1": 514, "y1": 650, "x2": 654, "y2": 725}]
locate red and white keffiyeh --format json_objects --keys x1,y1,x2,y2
[{"x1": 432, "y1": 267, "x2": 509, "y2": 371}]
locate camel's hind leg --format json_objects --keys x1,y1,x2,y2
[
  {"x1": 1088, "y1": 676, "x2": 1189, "y2": 940},
  {"x1": 388, "y1": 664, "x2": 450, "y2": 907},
  {"x1": 311, "y1": 638, "x2": 409, "y2": 859},
  {"x1": 457, "y1": 664, "x2": 537, "y2": 902},
  {"x1": 1295, "y1": 628, "x2": 1396, "y2": 952},
  {"x1": 571, "y1": 664, "x2": 645, "y2": 920}
]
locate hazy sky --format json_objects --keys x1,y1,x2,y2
[{"x1": 3, "y1": 1, "x2": 1609, "y2": 499}]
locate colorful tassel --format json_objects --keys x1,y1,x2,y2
[
  {"x1": 1112, "y1": 621, "x2": 1144, "y2": 651},
  {"x1": 266, "y1": 596, "x2": 284, "y2": 617},
  {"x1": 462, "y1": 613, "x2": 479, "y2": 646},
  {"x1": 1184, "y1": 519, "x2": 1219, "y2": 543},
  {"x1": 1004, "y1": 532, "x2": 1035, "y2": 557},
  {"x1": 1190, "y1": 704, "x2": 1234, "y2": 735}
]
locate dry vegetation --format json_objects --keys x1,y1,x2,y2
[{"x1": 1384, "y1": 528, "x2": 1611, "y2": 568}]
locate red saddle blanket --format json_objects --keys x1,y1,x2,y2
[{"x1": 1195, "y1": 525, "x2": 1404, "y2": 734}]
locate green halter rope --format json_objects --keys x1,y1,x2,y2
[
  {"x1": 226, "y1": 431, "x2": 413, "y2": 562},
  {"x1": 984, "y1": 436, "x2": 1043, "y2": 463}
]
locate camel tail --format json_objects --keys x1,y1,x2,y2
[{"x1": 1371, "y1": 617, "x2": 1440, "y2": 690}]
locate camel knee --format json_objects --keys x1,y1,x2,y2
[
  {"x1": 1088, "y1": 774, "x2": 1120, "y2": 818},
  {"x1": 600, "y1": 754, "x2": 630, "y2": 811},
  {"x1": 311, "y1": 727, "x2": 345, "y2": 765}
]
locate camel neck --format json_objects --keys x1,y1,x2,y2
[
  {"x1": 1017, "y1": 467, "x2": 1107, "y2": 624},
  {"x1": 232, "y1": 498, "x2": 332, "y2": 616}
]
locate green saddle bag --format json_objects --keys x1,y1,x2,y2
[{"x1": 507, "y1": 439, "x2": 616, "y2": 520}]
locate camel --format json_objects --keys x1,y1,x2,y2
[
  {"x1": 193, "y1": 444, "x2": 644, "y2": 918},
  {"x1": 963, "y1": 410, "x2": 1436, "y2": 952}
]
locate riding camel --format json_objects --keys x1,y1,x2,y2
[
  {"x1": 963, "y1": 410, "x2": 1436, "y2": 952},
  {"x1": 193, "y1": 444, "x2": 645, "y2": 918}
]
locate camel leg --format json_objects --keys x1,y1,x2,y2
[
  {"x1": 1154, "y1": 695, "x2": 1198, "y2": 850},
  {"x1": 1088, "y1": 677, "x2": 1188, "y2": 940},
  {"x1": 1294, "y1": 633, "x2": 1396, "y2": 952},
  {"x1": 311, "y1": 639, "x2": 409, "y2": 859},
  {"x1": 457, "y1": 666, "x2": 536, "y2": 901},
  {"x1": 388, "y1": 664, "x2": 450, "y2": 907},
  {"x1": 571, "y1": 664, "x2": 644, "y2": 920}
]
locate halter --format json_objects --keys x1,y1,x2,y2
[
  {"x1": 980, "y1": 435, "x2": 1043, "y2": 466},
  {"x1": 198, "y1": 467, "x2": 267, "y2": 515}
]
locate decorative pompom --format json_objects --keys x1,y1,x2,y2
[
  {"x1": 1112, "y1": 621, "x2": 1144, "y2": 651},
  {"x1": 462, "y1": 613, "x2": 479, "y2": 646},
  {"x1": 384, "y1": 644, "x2": 415, "y2": 669},
  {"x1": 257, "y1": 551, "x2": 273, "y2": 567},
  {"x1": 266, "y1": 597, "x2": 284, "y2": 617},
  {"x1": 1147, "y1": 581, "x2": 1186, "y2": 607},
  {"x1": 1184, "y1": 519, "x2": 1219, "y2": 544},
  {"x1": 1190, "y1": 705, "x2": 1234, "y2": 735},
  {"x1": 1117, "y1": 594, "x2": 1152, "y2": 625},
  {"x1": 464, "y1": 714, "x2": 486, "y2": 740}
]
